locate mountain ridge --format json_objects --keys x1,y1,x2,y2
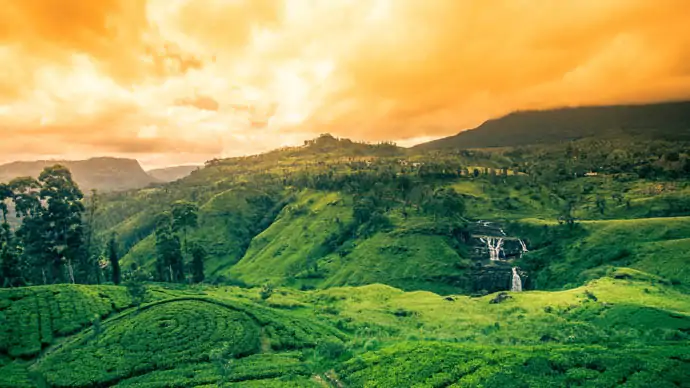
[
  {"x1": 146, "y1": 165, "x2": 200, "y2": 182},
  {"x1": 414, "y1": 99, "x2": 690, "y2": 150},
  {"x1": 0, "y1": 156, "x2": 158, "y2": 192}
]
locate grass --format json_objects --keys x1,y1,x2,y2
[
  {"x1": 228, "y1": 190, "x2": 352, "y2": 285},
  {"x1": 320, "y1": 228, "x2": 470, "y2": 294},
  {"x1": 516, "y1": 216, "x2": 690, "y2": 289}
]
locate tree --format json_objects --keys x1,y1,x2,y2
[
  {"x1": 1, "y1": 242, "x2": 23, "y2": 288},
  {"x1": 14, "y1": 166, "x2": 87, "y2": 285},
  {"x1": 0, "y1": 183, "x2": 11, "y2": 225},
  {"x1": 125, "y1": 270, "x2": 148, "y2": 309},
  {"x1": 84, "y1": 190, "x2": 102, "y2": 284},
  {"x1": 423, "y1": 188, "x2": 466, "y2": 220},
  {"x1": 108, "y1": 234, "x2": 121, "y2": 285},
  {"x1": 171, "y1": 201, "x2": 198, "y2": 255},
  {"x1": 155, "y1": 213, "x2": 184, "y2": 282},
  {"x1": 353, "y1": 196, "x2": 376, "y2": 224},
  {"x1": 9, "y1": 177, "x2": 44, "y2": 284},
  {"x1": 595, "y1": 195, "x2": 606, "y2": 215},
  {"x1": 38, "y1": 165, "x2": 86, "y2": 284},
  {"x1": 190, "y1": 242, "x2": 206, "y2": 283},
  {"x1": 0, "y1": 183, "x2": 22, "y2": 287},
  {"x1": 559, "y1": 199, "x2": 577, "y2": 227}
]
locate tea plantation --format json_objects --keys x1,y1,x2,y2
[{"x1": 1, "y1": 272, "x2": 689, "y2": 387}]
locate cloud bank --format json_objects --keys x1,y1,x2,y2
[{"x1": 1, "y1": 0, "x2": 689, "y2": 167}]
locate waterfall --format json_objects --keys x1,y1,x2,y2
[
  {"x1": 511, "y1": 267, "x2": 522, "y2": 292},
  {"x1": 518, "y1": 239, "x2": 528, "y2": 258},
  {"x1": 480, "y1": 236, "x2": 504, "y2": 261}
]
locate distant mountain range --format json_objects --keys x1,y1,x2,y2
[
  {"x1": 415, "y1": 100, "x2": 690, "y2": 150},
  {"x1": 0, "y1": 157, "x2": 158, "y2": 192},
  {"x1": 146, "y1": 165, "x2": 200, "y2": 182}
]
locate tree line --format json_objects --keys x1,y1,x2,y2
[{"x1": 0, "y1": 165, "x2": 207, "y2": 288}]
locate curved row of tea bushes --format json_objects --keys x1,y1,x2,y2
[
  {"x1": 34, "y1": 297, "x2": 346, "y2": 387},
  {"x1": 0, "y1": 285, "x2": 132, "y2": 358}
]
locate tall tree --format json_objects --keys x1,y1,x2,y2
[
  {"x1": 84, "y1": 189, "x2": 102, "y2": 284},
  {"x1": 155, "y1": 212, "x2": 184, "y2": 282},
  {"x1": 38, "y1": 165, "x2": 86, "y2": 284},
  {"x1": 108, "y1": 234, "x2": 121, "y2": 285},
  {"x1": 10, "y1": 177, "x2": 45, "y2": 284},
  {"x1": 190, "y1": 242, "x2": 206, "y2": 284},
  {"x1": 0, "y1": 183, "x2": 22, "y2": 287},
  {"x1": 171, "y1": 201, "x2": 198, "y2": 255}
]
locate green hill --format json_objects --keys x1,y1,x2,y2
[
  {"x1": 72, "y1": 131, "x2": 689, "y2": 299},
  {"x1": 415, "y1": 100, "x2": 690, "y2": 150},
  {"x1": 3, "y1": 130, "x2": 690, "y2": 386}
]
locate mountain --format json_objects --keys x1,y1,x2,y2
[
  {"x1": 146, "y1": 165, "x2": 200, "y2": 182},
  {"x1": 0, "y1": 157, "x2": 158, "y2": 192},
  {"x1": 415, "y1": 100, "x2": 690, "y2": 150}
]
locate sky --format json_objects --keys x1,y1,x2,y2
[{"x1": 1, "y1": 0, "x2": 689, "y2": 169}]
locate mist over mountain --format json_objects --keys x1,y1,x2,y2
[
  {"x1": 415, "y1": 100, "x2": 690, "y2": 151},
  {"x1": 0, "y1": 157, "x2": 157, "y2": 192}
]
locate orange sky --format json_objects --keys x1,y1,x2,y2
[{"x1": 1, "y1": 0, "x2": 690, "y2": 168}]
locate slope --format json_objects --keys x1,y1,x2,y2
[
  {"x1": 121, "y1": 185, "x2": 290, "y2": 277},
  {"x1": 146, "y1": 165, "x2": 200, "y2": 182},
  {"x1": 415, "y1": 100, "x2": 690, "y2": 150}
]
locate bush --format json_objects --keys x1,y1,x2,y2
[{"x1": 260, "y1": 284, "x2": 274, "y2": 300}]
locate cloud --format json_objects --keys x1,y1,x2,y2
[
  {"x1": 1, "y1": 0, "x2": 690, "y2": 167},
  {"x1": 296, "y1": 0, "x2": 690, "y2": 139},
  {"x1": 175, "y1": 95, "x2": 219, "y2": 111}
]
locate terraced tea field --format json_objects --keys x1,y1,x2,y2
[{"x1": 1, "y1": 272, "x2": 689, "y2": 387}]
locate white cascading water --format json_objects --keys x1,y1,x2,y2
[
  {"x1": 518, "y1": 239, "x2": 528, "y2": 257},
  {"x1": 511, "y1": 267, "x2": 522, "y2": 292},
  {"x1": 480, "y1": 237, "x2": 504, "y2": 261}
]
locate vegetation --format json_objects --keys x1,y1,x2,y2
[{"x1": 1, "y1": 106, "x2": 690, "y2": 386}]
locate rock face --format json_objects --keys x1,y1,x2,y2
[{"x1": 469, "y1": 221, "x2": 526, "y2": 261}]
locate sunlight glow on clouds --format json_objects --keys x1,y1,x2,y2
[{"x1": 1, "y1": 0, "x2": 689, "y2": 168}]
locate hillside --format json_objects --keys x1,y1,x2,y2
[
  {"x1": 415, "y1": 100, "x2": 690, "y2": 150},
  {"x1": 0, "y1": 275, "x2": 688, "y2": 387},
  {"x1": 3, "y1": 133, "x2": 690, "y2": 386},
  {"x1": 0, "y1": 157, "x2": 158, "y2": 192},
  {"x1": 87, "y1": 134, "x2": 690, "y2": 297},
  {"x1": 146, "y1": 165, "x2": 200, "y2": 182}
]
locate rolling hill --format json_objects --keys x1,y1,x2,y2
[
  {"x1": 146, "y1": 165, "x2": 200, "y2": 182},
  {"x1": 415, "y1": 100, "x2": 690, "y2": 150},
  {"x1": 0, "y1": 157, "x2": 158, "y2": 192}
]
